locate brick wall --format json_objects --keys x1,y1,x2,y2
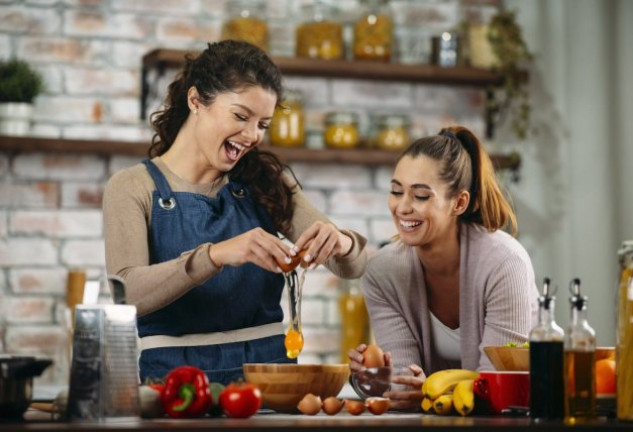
[{"x1": 0, "y1": 0, "x2": 498, "y2": 385}]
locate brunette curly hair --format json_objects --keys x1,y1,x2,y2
[{"x1": 148, "y1": 40, "x2": 297, "y2": 234}]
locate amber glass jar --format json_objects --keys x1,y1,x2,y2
[
  {"x1": 270, "y1": 90, "x2": 305, "y2": 148},
  {"x1": 353, "y1": 0, "x2": 394, "y2": 62},
  {"x1": 374, "y1": 114, "x2": 410, "y2": 151},
  {"x1": 324, "y1": 111, "x2": 360, "y2": 149},
  {"x1": 220, "y1": 0, "x2": 269, "y2": 51},
  {"x1": 295, "y1": 0, "x2": 344, "y2": 60}
]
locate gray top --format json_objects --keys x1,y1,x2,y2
[{"x1": 361, "y1": 223, "x2": 539, "y2": 374}]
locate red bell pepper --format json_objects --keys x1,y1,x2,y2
[{"x1": 160, "y1": 366, "x2": 212, "y2": 418}]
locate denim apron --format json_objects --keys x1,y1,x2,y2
[{"x1": 138, "y1": 159, "x2": 294, "y2": 384}]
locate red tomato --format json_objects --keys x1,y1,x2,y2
[{"x1": 219, "y1": 381, "x2": 262, "y2": 418}]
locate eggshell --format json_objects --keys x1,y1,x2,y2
[
  {"x1": 365, "y1": 397, "x2": 390, "y2": 415},
  {"x1": 362, "y1": 344, "x2": 385, "y2": 368},
  {"x1": 277, "y1": 249, "x2": 307, "y2": 273},
  {"x1": 322, "y1": 397, "x2": 344, "y2": 415},
  {"x1": 297, "y1": 393, "x2": 322, "y2": 415},
  {"x1": 345, "y1": 399, "x2": 365, "y2": 415}
]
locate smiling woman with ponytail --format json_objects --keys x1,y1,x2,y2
[{"x1": 348, "y1": 125, "x2": 538, "y2": 411}]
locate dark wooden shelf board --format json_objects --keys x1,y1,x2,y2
[
  {"x1": 142, "y1": 49, "x2": 505, "y2": 87},
  {"x1": 0, "y1": 135, "x2": 521, "y2": 172}
]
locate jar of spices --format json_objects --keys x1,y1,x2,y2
[
  {"x1": 270, "y1": 90, "x2": 305, "y2": 148},
  {"x1": 353, "y1": 0, "x2": 394, "y2": 62},
  {"x1": 324, "y1": 111, "x2": 360, "y2": 149},
  {"x1": 295, "y1": 0, "x2": 344, "y2": 60},
  {"x1": 374, "y1": 114, "x2": 410, "y2": 151},
  {"x1": 220, "y1": 0, "x2": 269, "y2": 51}
]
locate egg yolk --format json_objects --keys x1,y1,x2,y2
[{"x1": 285, "y1": 328, "x2": 304, "y2": 359}]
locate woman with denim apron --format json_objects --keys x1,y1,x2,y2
[{"x1": 103, "y1": 41, "x2": 368, "y2": 384}]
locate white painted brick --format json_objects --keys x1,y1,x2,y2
[
  {"x1": 64, "y1": 10, "x2": 152, "y2": 40},
  {"x1": 332, "y1": 80, "x2": 413, "y2": 109},
  {"x1": 0, "y1": 238, "x2": 58, "y2": 266},
  {"x1": 299, "y1": 297, "x2": 325, "y2": 325},
  {"x1": 199, "y1": 0, "x2": 228, "y2": 18},
  {"x1": 39, "y1": 65, "x2": 63, "y2": 95},
  {"x1": 291, "y1": 163, "x2": 372, "y2": 189},
  {"x1": 30, "y1": 124, "x2": 62, "y2": 138},
  {"x1": 13, "y1": 154, "x2": 106, "y2": 181},
  {"x1": 61, "y1": 182, "x2": 105, "y2": 208},
  {"x1": 297, "y1": 353, "x2": 322, "y2": 365},
  {"x1": 109, "y1": 155, "x2": 145, "y2": 175},
  {"x1": 0, "y1": 6, "x2": 61, "y2": 34},
  {"x1": 0, "y1": 34, "x2": 9, "y2": 56},
  {"x1": 109, "y1": 98, "x2": 142, "y2": 124},
  {"x1": 369, "y1": 218, "x2": 398, "y2": 246},
  {"x1": 65, "y1": 67, "x2": 138, "y2": 96},
  {"x1": 111, "y1": 41, "x2": 154, "y2": 69},
  {"x1": 0, "y1": 153, "x2": 8, "y2": 176},
  {"x1": 374, "y1": 165, "x2": 393, "y2": 191},
  {"x1": 282, "y1": 77, "x2": 330, "y2": 107},
  {"x1": 112, "y1": 0, "x2": 200, "y2": 15},
  {"x1": 0, "y1": 211, "x2": 6, "y2": 237},
  {"x1": 328, "y1": 216, "x2": 369, "y2": 238},
  {"x1": 5, "y1": 325, "x2": 66, "y2": 357},
  {"x1": 414, "y1": 85, "x2": 484, "y2": 116},
  {"x1": 63, "y1": 124, "x2": 151, "y2": 142},
  {"x1": 34, "y1": 96, "x2": 97, "y2": 123},
  {"x1": 302, "y1": 327, "x2": 340, "y2": 353},
  {"x1": 61, "y1": 239, "x2": 106, "y2": 267},
  {"x1": 0, "y1": 181, "x2": 59, "y2": 208},
  {"x1": 10, "y1": 210, "x2": 103, "y2": 237},
  {"x1": 326, "y1": 297, "x2": 341, "y2": 327},
  {"x1": 5, "y1": 297, "x2": 55, "y2": 324},
  {"x1": 18, "y1": 37, "x2": 110, "y2": 65},
  {"x1": 299, "y1": 189, "x2": 326, "y2": 213},
  {"x1": 10, "y1": 268, "x2": 67, "y2": 295},
  {"x1": 329, "y1": 190, "x2": 388, "y2": 217},
  {"x1": 302, "y1": 270, "x2": 340, "y2": 298},
  {"x1": 156, "y1": 18, "x2": 217, "y2": 43}
]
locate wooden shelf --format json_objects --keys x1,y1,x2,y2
[
  {"x1": 0, "y1": 135, "x2": 521, "y2": 172},
  {"x1": 142, "y1": 49, "x2": 506, "y2": 87}
]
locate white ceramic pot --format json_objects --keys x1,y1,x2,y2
[{"x1": 0, "y1": 102, "x2": 34, "y2": 135}]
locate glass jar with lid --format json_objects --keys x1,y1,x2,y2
[
  {"x1": 324, "y1": 111, "x2": 360, "y2": 149},
  {"x1": 295, "y1": 0, "x2": 344, "y2": 60},
  {"x1": 353, "y1": 0, "x2": 394, "y2": 62},
  {"x1": 374, "y1": 114, "x2": 410, "y2": 151},
  {"x1": 270, "y1": 90, "x2": 305, "y2": 148},
  {"x1": 220, "y1": 0, "x2": 269, "y2": 51}
]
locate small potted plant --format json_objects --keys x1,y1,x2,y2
[
  {"x1": 467, "y1": 9, "x2": 533, "y2": 140},
  {"x1": 0, "y1": 58, "x2": 45, "y2": 135}
]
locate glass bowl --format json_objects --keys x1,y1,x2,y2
[{"x1": 350, "y1": 367, "x2": 391, "y2": 399}]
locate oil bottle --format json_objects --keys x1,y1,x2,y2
[
  {"x1": 564, "y1": 278, "x2": 596, "y2": 420},
  {"x1": 617, "y1": 241, "x2": 633, "y2": 421},
  {"x1": 529, "y1": 277, "x2": 565, "y2": 421}
]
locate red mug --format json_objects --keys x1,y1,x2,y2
[{"x1": 473, "y1": 371, "x2": 530, "y2": 414}]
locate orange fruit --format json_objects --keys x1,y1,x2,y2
[{"x1": 595, "y1": 358, "x2": 616, "y2": 395}]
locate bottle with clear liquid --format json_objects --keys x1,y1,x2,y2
[
  {"x1": 564, "y1": 278, "x2": 596, "y2": 420},
  {"x1": 529, "y1": 277, "x2": 565, "y2": 421}
]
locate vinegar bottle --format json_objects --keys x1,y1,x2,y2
[
  {"x1": 564, "y1": 278, "x2": 596, "y2": 420},
  {"x1": 529, "y1": 277, "x2": 565, "y2": 421}
]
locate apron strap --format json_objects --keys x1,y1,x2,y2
[{"x1": 143, "y1": 159, "x2": 176, "y2": 209}]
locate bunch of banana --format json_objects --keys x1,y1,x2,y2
[{"x1": 420, "y1": 369, "x2": 479, "y2": 416}]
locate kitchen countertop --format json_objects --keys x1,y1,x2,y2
[{"x1": 1, "y1": 410, "x2": 628, "y2": 431}]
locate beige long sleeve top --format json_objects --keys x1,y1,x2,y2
[
  {"x1": 103, "y1": 157, "x2": 367, "y2": 317},
  {"x1": 361, "y1": 223, "x2": 539, "y2": 374}
]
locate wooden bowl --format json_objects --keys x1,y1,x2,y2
[
  {"x1": 243, "y1": 363, "x2": 350, "y2": 413},
  {"x1": 484, "y1": 346, "x2": 529, "y2": 371},
  {"x1": 484, "y1": 346, "x2": 615, "y2": 372}
]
